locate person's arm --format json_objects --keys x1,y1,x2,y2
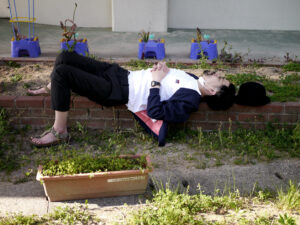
[{"x1": 147, "y1": 88, "x2": 201, "y2": 123}]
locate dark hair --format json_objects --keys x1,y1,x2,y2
[{"x1": 203, "y1": 83, "x2": 236, "y2": 110}]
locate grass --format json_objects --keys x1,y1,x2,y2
[
  {"x1": 277, "y1": 180, "x2": 300, "y2": 211},
  {"x1": 124, "y1": 61, "x2": 300, "y2": 102},
  {"x1": 169, "y1": 122, "x2": 300, "y2": 163},
  {"x1": 283, "y1": 62, "x2": 300, "y2": 72},
  {"x1": 0, "y1": 202, "x2": 100, "y2": 225},
  {"x1": 226, "y1": 73, "x2": 300, "y2": 102},
  {"x1": 0, "y1": 107, "x2": 299, "y2": 176},
  {"x1": 124, "y1": 182, "x2": 300, "y2": 225}
]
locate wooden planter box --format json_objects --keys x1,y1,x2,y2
[{"x1": 36, "y1": 155, "x2": 152, "y2": 202}]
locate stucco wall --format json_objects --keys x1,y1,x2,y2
[
  {"x1": 5, "y1": 0, "x2": 112, "y2": 28},
  {"x1": 3, "y1": 0, "x2": 300, "y2": 31},
  {"x1": 168, "y1": 0, "x2": 300, "y2": 31},
  {"x1": 0, "y1": 0, "x2": 9, "y2": 18},
  {"x1": 112, "y1": 0, "x2": 168, "y2": 32}
]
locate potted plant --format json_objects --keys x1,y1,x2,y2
[
  {"x1": 60, "y1": 3, "x2": 89, "y2": 56},
  {"x1": 190, "y1": 27, "x2": 218, "y2": 60},
  {"x1": 138, "y1": 31, "x2": 165, "y2": 60},
  {"x1": 8, "y1": 0, "x2": 41, "y2": 57},
  {"x1": 36, "y1": 154, "x2": 152, "y2": 202}
]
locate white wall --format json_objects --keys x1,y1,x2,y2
[
  {"x1": 112, "y1": 0, "x2": 168, "y2": 32},
  {"x1": 168, "y1": 0, "x2": 300, "y2": 31},
  {"x1": 8, "y1": 0, "x2": 111, "y2": 28},
  {"x1": 0, "y1": 0, "x2": 9, "y2": 18},
  {"x1": 4, "y1": 0, "x2": 300, "y2": 31}
]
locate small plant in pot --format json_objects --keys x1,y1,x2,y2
[
  {"x1": 60, "y1": 3, "x2": 89, "y2": 56},
  {"x1": 190, "y1": 27, "x2": 218, "y2": 60},
  {"x1": 36, "y1": 153, "x2": 152, "y2": 201},
  {"x1": 138, "y1": 31, "x2": 165, "y2": 60}
]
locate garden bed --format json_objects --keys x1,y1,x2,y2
[{"x1": 0, "y1": 58, "x2": 299, "y2": 223}]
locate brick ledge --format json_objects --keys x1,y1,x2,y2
[{"x1": 0, "y1": 96, "x2": 299, "y2": 130}]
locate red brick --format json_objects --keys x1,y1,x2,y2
[
  {"x1": 8, "y1": 117, "x2": 20, "y2": 126},
  {"x1": 238, "y1": 113, "x2": 267, "y2": 122},
  {"x1": 73, "y1": 97, "x2": 101, "y2": 108},
  {"x1": 118, "y1": 110, "x2": 134, "y2": 119},
  {"x1": 119, "y1": 119, "x2": 135, "y2": 129},
  {"x1": 285, "y1": 102, "x2": 300, "y2": 114},
  {"x1": 90, "y1": 108, "x2": 115, "y2": 119},
  {"x1": 207, "y1": 112, "x2": 237, "y2": 121},
  {"x1": 105, "y1": 119, "x2": 118, "y2": 129},
  {"x1": 69, "y1": 109, "x2": 88, "y2": 118},
  {"x1": 19, "y1": 117, "x2": 51, "y2": 126},
  {"x1": 198, "y1": 103, "x2": 210, "y2": 111},
  {"x1": 232, "y1": 103, "x2": 283, "y2": 113},
  {"x1": 16, "y1": 96, "x2": 44, "y2": 108},
  {"x1": 0, "y1": 96, "x2": 16, "y2": 107},
  {"x1": 269, "y1": 114, "x2": 299, "y2": 123},
  {"x1": 45, "y1": 96, "x2": 73, "y2": 109},
  {"x1": 67, "y1": 119, "x2": 88, "y2": 127},
  {"x1": 44, "y1": 96, "x2": 52, "y2": 108},
  {"x1": 185, "y1": 121, "x2": 221, "y2": 130},
  {"x1": 29, "y1": 109, "x2": 47, "y2": 117},
  {"x1": 44, "y1": 108, "x2": 55, "y2": 116},
  {"x1": 86, "y1": 119, "x2": 108, "y2": 129},
  {"x1": 189, "y1": 112, "x2": 207, "y2": 121},
  {"x1": 237, "y1": 122, "x2": 267, "y2": 130},
  {"x1": 5, "y1": 108, "x2": 19, "y2": 117},
  {"x1": 12, "y1": 108, "x2": 45, "y2": 117},
  {"x1": 113, "y1": 105, "x2": 127, "y2": 110}
]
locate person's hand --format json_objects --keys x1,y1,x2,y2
[{"x1": 151, "y1": 62, "x2": 170, "y2": 82}]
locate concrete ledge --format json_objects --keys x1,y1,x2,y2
[{"x1": 0, "y1": 96, "x2": 299, "y2": 130}]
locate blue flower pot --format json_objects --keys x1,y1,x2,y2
[
  {"x1": 190, "y1": 40, "x2": 218, "y2": 60},
  {"x1": 61, "y1": 40, "x2": 89, "y2": 56}
]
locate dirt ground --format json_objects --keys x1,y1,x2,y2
[
  {"x1": 0, "y1": 61, "x2": 297, "y2": 96},
  {"x1": 0, "y1": 61, "x2": 300, "y2": 224}
]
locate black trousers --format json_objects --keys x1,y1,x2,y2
[{"x1": 51, "y1": 52, "x2": 129, "y2": 111}]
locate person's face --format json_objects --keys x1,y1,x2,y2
[{"x1": 203, "y1": 74, "x2": 230, "y2": 95}]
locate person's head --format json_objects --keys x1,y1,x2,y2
[{"x1": 201, "y1": 74, "x2": 236, "y2": 110}]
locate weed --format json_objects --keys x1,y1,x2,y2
[
  {"x1": 5, "y1": 61, "x2": 21, "y2": 68},
  {"x1": 41, "y1": 153, "x2": 148, "y2": 176},
  {"x1": 138, "y1": 30, "x2": 150, "y2": 43},
  {"x1": 218, "y1": 41, "x2": 244, "y2": 64},
  {"x1": 278, "y1": 213, "x2": 297, "y2": 225},
  {"x1": 0, "y1": 202, "x2": 100, "y2": 224},
  {"x1": 277, "y1": 180, "x2": 300, "y2": 211},
  {"x1": 10, "y1": 73, "x2": 22, "y2": 83},
  {"x1": 226, "y1": 73, "x2": 300, "y2": 102},
  {"x1": 126, "y1": 60, "x2": 152, "y2": 70},
  {"x1": 126, "y1": 185, "x2": 244, "y2": 225},
  {"x1": 22, "y1": 82, "x2": 31, "y2": 89},
  {"x1": 282, "y1": 61, "x2": 300, "y2": 72}
]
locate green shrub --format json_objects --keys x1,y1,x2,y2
[
  {"x1": 282, "y1": 62, "x2": 300, "y2": 72},
  {"x1": 42, "y1": 154, "x2": 148, "y2": 176}
]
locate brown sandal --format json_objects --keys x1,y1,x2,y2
[
  {"x1": 30, "y1": 127, "x2": 70, "y2": 147},
  {"x1": 27, "y1": 85, "x2": 51, "y2": 96}
]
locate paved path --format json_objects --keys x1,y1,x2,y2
[{"x1": 0, "y1": 159, "x2": 299, "y2": 218}]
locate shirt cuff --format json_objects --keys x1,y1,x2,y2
[{"x1": 150, "y1": 88, "x2": 160, "y2": 94}]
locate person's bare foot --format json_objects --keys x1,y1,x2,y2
[
  {"x1": 30, "y1": 127, "x2": 69, "y2": 147},
  {"x1": 30, "y1": 132, "x2": 58, "y2": 146},
  {"x1": 27, "y1": 86, "x2": 50, "y2": 96}
]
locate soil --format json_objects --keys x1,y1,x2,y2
[
  {"x1": 0, "y1": 61, "x2": 297, "y2": 96},
  {"x1": 0, "y1": 62, "x2": 300, "y2": 224}
]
